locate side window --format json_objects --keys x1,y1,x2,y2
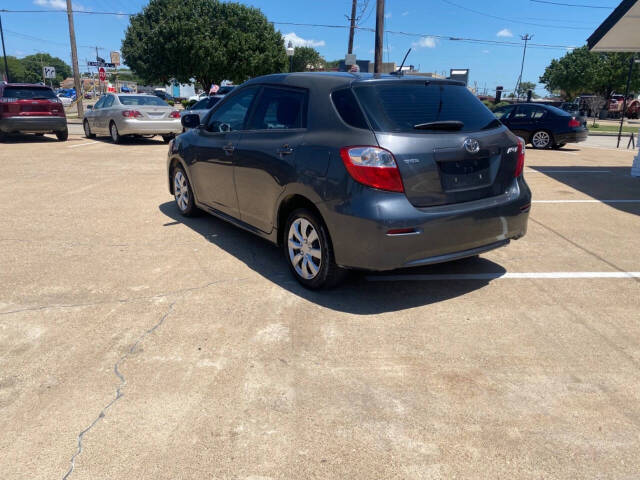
[
  {"x1": 513, "y1": 105, "x2": 535, "y2": 120},
  {"x1": 532, "y1": 107, "x2": 547, "y2": 119},
  {"x1": 103, "y1": 95, "x2": 114, "y2": 108},
  {"x1": 248, "y1": 87, "x2": 306, "y2": 130},
  {"x1": 93, "y1": 97, "x2": 105, "y2": 110},
  {"x1": 331, "y1": 88, "x2": 369, "y2": 129},
  {"x1": 207, "y1": 87, "x2": 259, "y2": 133},
  {"x1": 493, "y1": 106, "x2": 514, "y2": 120}
]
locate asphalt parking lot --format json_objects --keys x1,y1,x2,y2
[{"x1": 1, "y1": 128, "x2": 639, "y2": 479}]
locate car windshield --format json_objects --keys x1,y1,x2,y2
[
  {"x1": 353, "y1": 82, "x2": 500, "y2": 133},
  {"x1": 3, "y1": 86, "x2": 57, "y2": 100},
  {"x1": 118, "y1": 95, "x2": 168, "y2": 106}
]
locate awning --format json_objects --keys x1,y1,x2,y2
[{"x1": 588, "y1": 0, "x2": 640, "y2": 52}]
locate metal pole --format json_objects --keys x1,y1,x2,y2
[
  {"x1": 514, "y1": 34, "x2": 532, "y2": 102},
  {"x1": 617, "y1": 54, "x2": 635, "y2": 148},
  {"x1": 0, "y1": 14, "x2": 10, "y2": 82},
  {"x1": 348, "y1": 0, "x2": 357, "y2": 55},
  {"x1": 66, "y1": 0, "x2": 83, "y2": 116},
  {"x1": 374, "y1": 0, "x2": 384, "y2": 73}
]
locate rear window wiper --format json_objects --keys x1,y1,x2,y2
[{"x1": 413, "y1": 120, "x2": 464, "y2": 131}]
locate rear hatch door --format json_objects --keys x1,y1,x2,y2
[
  {"x1": 353, "y1": 80, "x2": 520, "y2": 207},
  {"x1": 1, "y1": 86, "x2": 63, "y2": 117}
]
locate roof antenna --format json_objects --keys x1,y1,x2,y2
[{"x1": 392, "y1": 48, "x2": 412, "y2": 76}]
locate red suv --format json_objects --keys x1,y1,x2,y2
[{"x1": 0, "y1": 83, "x2": 68, "y2": 141}]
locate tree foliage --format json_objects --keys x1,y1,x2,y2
[
  {"x1": 1, "y1": 53, "x2": 70, "y2": 87},
  {"x1": 539, "y1": 46, "x2": 640, "y2": 100},
  {"x1": 121, "y1": 0, "x2": 287, "y2": 88},
  {"x1": 516, "y1": 81, "x2": 538, "y2": 99},
  {"x1": 290, "y1": 46, "x2": 325, "y2": 72}
]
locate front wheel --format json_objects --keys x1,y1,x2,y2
[
  {"x1": 83, "y1": 120, "x2": 95, "y2": 139},
  {"x1": 172, "y1": 166, "x2": 198, "y2": 216},
  {"x1": 531, "y1": 130, "x2": 552, "y2": 149},
  {"x1": 110, "y1": 121, "x2": 122, "y2": 144},
  {"x1": 284, "y1": 208, "x2": 346, "y2": 289},
  {"x1": 55, "y1": 129, "x2": 68, "y2": 141}
]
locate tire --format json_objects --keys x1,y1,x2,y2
[
  {"x1": 552, "y1": 143, "x2": 566, "y2": 150},
  {"x1": 531, "y1": 130, "x2": 552, "y2": 149},
  {"x1": 172, "y1": 166, "x2": 198, "y2": 217},
  {"x1": 55, "y1": 129, "x2": 68, "y2": 141},
  {"x1": 83, "y1": 120, "x2": 96, "y2": 139},
  {"x1": 162, "y1": 134, "x2": 174, "y2": 143},
  {"x1": 109, "y1": 121, "x2": 122, "y2": 144},
  {"x1": 35, "y1": 133, "x2": 45, "y2": 136},
  {"x1": 284, "y1": 208, "x2": 346, "y2": 289}
]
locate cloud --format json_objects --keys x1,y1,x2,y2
[
  {"x1": 411, "y1": 36, "x2": 437, "y2": 49},
  {"x1": 283, "y1": 32, "x2": 325, "y2": 48},
  {"x1": 496, "y1": 28, "x2": 513, "y2": 38},
  {"x1": 385, "y1": 12, "x2": 392, "y2": 19},
  {"x1": 34, "y1": 0, "x2": 86, "y2": 10},
  {"x1": 402, "y1": 11, "x2": 409, "y2": 16}
]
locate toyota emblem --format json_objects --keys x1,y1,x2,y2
[{"x1": 463, "y1": 138, "x2": 480, "y2": 154}]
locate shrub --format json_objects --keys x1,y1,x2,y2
[{"x1": 167, "y1": 100, "x2": 174, "y2": 106}]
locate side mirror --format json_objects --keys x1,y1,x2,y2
[
  {"x1": 86, "y1": 104, "x2": 93, "y2": 110},
  {"x1": 181, "y1": 113, "x2": 200, "y2": 130}
]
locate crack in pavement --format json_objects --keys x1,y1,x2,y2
[{"x1": 62, "y1": 301, "x2": 177, "y2": 480}]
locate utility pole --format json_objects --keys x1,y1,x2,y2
[
  {"x1": 0, "y1": 13, "x2": 9, "y2": 82},
  {"x1": 617, "y1": 54, "x2": 636, "y2": 148},
  {"x1": 374, "y1": 0, "x2": 384, "y2": 73},
  {"x1": 514, "y1": 34, "x2": 532, "y2": 102},
  {"x1": 66, "y1": 0, "x2": 83, "y2": 116},
  {"x1": 348, "y1": 0, "x2": 357, "y2": 55}
]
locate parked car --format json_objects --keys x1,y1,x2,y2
[
  {"x1": 57, "y1": 93, "x2": 73, "y2": 107},
  {"x1": 153, "y1": 90, "x2": 174, "y2": 102},
  {"x1": 559, "y1": 102, "x2": 587, "y2": 127},
  {"x1": 180, "y1": 95, "x2": 224, "y2": 127},
  {"x1": 168, "y1": 73, "x2": 531, "y2": 288},
  {"x1": 0, "y1": 83, "x2": 68, "y2": 141},
  {"x1": 493, "y1": 103, "x2": 587, "y2": 149},
  {"x1": 82, "y1": 93, "x2": 182, "y2": 143},
  {"x1": 188, "y1": 91, "x2": 209, "y2": 103}
]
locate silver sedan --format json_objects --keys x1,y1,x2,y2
[{"x1": 82, "y1": 93, "x2": 182, "y2": 143}]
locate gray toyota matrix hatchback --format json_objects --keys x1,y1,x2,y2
[{"x1": 168, "y1": 72, "x2": 531, "y2": 288}]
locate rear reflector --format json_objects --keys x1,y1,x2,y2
[
  {"x1": 514, "y1": 137, "x2": 525, "y2": 177},
  {"x1": 339, "y1": 146, "x2": 404, "y2": 193},
  {"x1": 386, "y1": 228, "x2": 417, "y2": 235},
  {"x1": 568, "y1": 117, "x2": 581, "y2": 128},
  {"x1": 169, "y1": 110, "x2": 180, "y2": 118},
  {"x1": 122, "y1": 110, "x2": 142, "y2": 118}
]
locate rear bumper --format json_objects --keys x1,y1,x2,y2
[
  {"x1": 555, "y1": 129, "x2": 588, "y2": 144},
  {"x1": 117, "y1": 118, "x2": 182, "y2": 136},
  {"x1": 321, "y1": 177, "x2": 531, "y2": 271},
  {"x1": 0, "y1": 116, "x2": 67, "y2": 133}
]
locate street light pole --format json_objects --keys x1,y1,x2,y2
[
  {"x1": 374, "y1": 0, "x2": 385, "y2": 73},
  {"x1": 0, "y1": 14, "x2": 10, "y2": 83},
  {"x1": 286, "y1": 41, "x2": 295, "y2": 73}
]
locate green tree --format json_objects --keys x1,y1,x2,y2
[
  {"x1": 121, "y1": 0, "x2": 286, "y2": 88},
  {"x1": 325, "y1": 59, "x2": 341, "y2": 70},
  {"x1": 0, "y1": 56, "x2": 27, "y2": 83},
  {"x1": 290, "y1": 46, "x2": 325, "y2": 72},
  {"x1": 516, "y1": 81, "x2": 538, "y2": 98},
  {"x1": 539, "y1": 46, "x2": 640, "y2": 100},
  {"x1": 19, "y1": 53, "x2": 71, "y2": 87}
]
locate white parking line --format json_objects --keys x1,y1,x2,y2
[
  {"x1": 68, "y1": 142, "x2": 98, "y2": 149},
  {"x1": 366, "y1": 272, "x2": 640, "y2": 281},
  {"x1": 532, "y1": 199, "x2": 640, "y2": 204},
  {"x1": 526, "y1": 169, "x2": 610, "y2": 174}
]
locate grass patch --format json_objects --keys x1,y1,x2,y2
[{"x1": 588, "y1": 124, "x2": 638, "y2": 134}]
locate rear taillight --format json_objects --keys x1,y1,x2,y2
[
  {"x1": 568, "y1": 117, "x2": 581, "y2": 128},
  {"x1": 0, "y1": 97, "x2": 17, "y2": 103},
  {"x1": 122, "y1": 110, "x2": 142, "y2": 118},
  {"x1": 514, "y1": 137, "x2": 525, "y2": 178},
  {"x1": 339, "y1": 146, "x2": 404, "y2": 193},
  {"x1": 169, "y1": 110, "x2": 180, "y2": 118}
]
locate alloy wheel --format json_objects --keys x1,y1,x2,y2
[
  {"x1": 111, "y1": 123, "x2": 119, "y2": 142},
  {"x1": 288, "y1": 218, "x2": 322, "y2": 280},
  {"x1": 174, "y1": 170, "x2": 189, "y2": 212},
  {"x1": 532, "y1": 131, "x2": 550, "y2": 148}
]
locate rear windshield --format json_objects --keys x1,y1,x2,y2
[
  {"x1": 353, "y1": 82, "x2": 500, "y2": 133},
  {"x1": 3, "y1": 86, "x2": 56, "y2": 100},
  {"x1": 545, "y1": 105, "x2": 571, "y2": 117},
  {"x1": 118, "y1": 95, "x2": 168, "y2": 106}
]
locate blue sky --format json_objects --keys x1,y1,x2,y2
[{"x1": 0, "y1": 0, "x2": 619, "y2": 94}]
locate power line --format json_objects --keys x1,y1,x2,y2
[
  {"x1": 439, "y1": 0, "x2": 592, "y2": 30},
  {"x1": 529, "y1": 0, "x2": 614, "y2": 8}
]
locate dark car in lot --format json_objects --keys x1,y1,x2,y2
[
  {"x1": 168, "y1": 73, "x2": 531, "y2": 288},
  {"x1": 493, "y1": 103, "x2": 587, "y2": 149},
  {"x1": 0, "y1": 83, "x2": 68, "y2": 141}
]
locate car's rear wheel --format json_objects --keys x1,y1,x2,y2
[
  {"x1": 531, "y1": 130, "x2": 552, "y2": 149},
  {"x1": 110, "y1": 121, "x2": 122, "y2": 144},
  {"x1": 284, "y1": 208, "x2": 345, "y2": 289},
  {"x1": 55, "y1": 129, "x2": 68, "y2": 141},
  {"x1": 83, "y1": 120, "x2": 95, "y2": 139},
  {"x1": 172, "y1": 166, "x2": 198, "y2": 216}
]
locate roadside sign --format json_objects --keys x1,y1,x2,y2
[
  {"x1": 88, "y1": 61, "x2": 116, "y2": 68},
  {"x1": 110, "y1": 51, "x2": 121, "y2": 66},
  {"x1": 43, "y1": 66, "x2": 56, "y2": 79},
  {"x1": 345, "y1": 53, "x2": 356, "y2": 66},
  {"x1": 98, "y1": 67, "x2": 106, "y2": 82}
]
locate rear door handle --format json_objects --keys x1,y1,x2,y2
[
  {"x1": 223, "y1": 144, "x2": 235, "y2": 155},
  {"x1": 277, "y1": 144, "x2": 294, "y2": 156}
]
